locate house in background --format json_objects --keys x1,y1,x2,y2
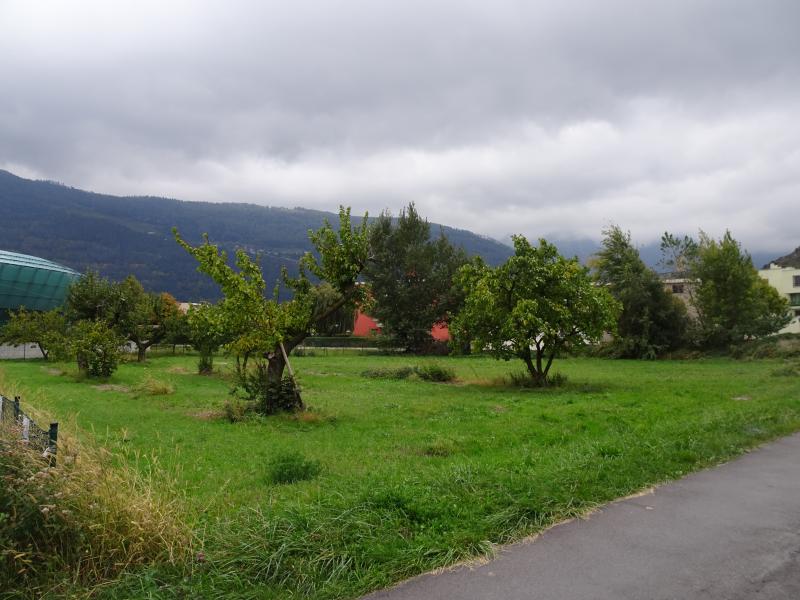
[
  {"x1": 660, "y1": 272, "x2": 698, "y2": 318},
  {"x1": 759, "y1": 247, "x2": 800, "y2": 334}
]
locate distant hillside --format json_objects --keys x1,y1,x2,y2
[
  {"x1": 764, "y1": 246, "x2": 800, "y2": 269},
  {"x1": 0, "y1": 170, "x2": 512, "y2": 301}
]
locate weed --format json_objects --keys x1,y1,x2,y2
[
  {"x1": 770, "y1": 363, "x2": 800, "y2": 377},
  {"x1": 266, "y1": 451, "x2": 321, "y2": 484},
  {"x1": 361, "y1": 366, "x2": 415, "y2": 379},
  {"x1": 137, "y1": 375, "x2": 175, "y2": 396}
]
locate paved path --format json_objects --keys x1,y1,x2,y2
[{"x1": 365, "y1": 433, "x2": 800, "y2": 600}]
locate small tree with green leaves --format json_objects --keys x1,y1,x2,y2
[
  {"x1": 174, "y1": 207, "x2": 370, "y2": 412},
  {"x1": 676, "y1": 231, "x2": 791, "y2": 347},
  {"x1": 186, "y1": 303, "x2": 228, "y2": 374},
  {"x1": 116, "y1": 277, "x2": 182, "y2": 361},
  {"x1": 453, "y1": 236, "x2": 619, "y2": 386},
  {"x1": 0, "y1": 308, "x2": 69, "y2": 360},
  {"x1": 70, "y1": 320, "x2": 124, "y2": 378}
]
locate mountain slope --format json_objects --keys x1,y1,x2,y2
[{"x1": 0, "y1": 170, "x2": 512, "y2": 300}]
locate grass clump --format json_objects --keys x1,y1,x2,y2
[
  {"x1": 415, "y1": 363, "x2": 456, "y2": 382},
  {"x1": 361, "y1": 364, "x2": 456, "y2": 382},
  {"x1": 770, "y1": 363, "x2": 800, "y2": 377},
  {"x1": 507, "y1": 370, "x2": 568, "y2": 388},
  {"x1": 267, "y1": 451, "x2": 321, "y2": 485},
  {"x1": 136, "y1": 374, "x2": 175, "y2": 396},
  {"x1": 362, "y1": 366, "x2": 415, "y2": 380}
]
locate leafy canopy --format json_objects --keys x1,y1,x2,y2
[
  {"x1": 365, "y1": 203, "x2": 467, "y2": 353},
  {"x1": 685, "y1": 231, "x2": 790, "y2": 347},
  {"x1": 594, "y1": 225, "x2": 687, "y2": 358},
  {"x1": 453, "y1": 236, "x2": 619, "y2": 385}
]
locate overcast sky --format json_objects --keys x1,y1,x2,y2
[{"x1": 1, "y1": 0, "x2": 798, "y2": 251}]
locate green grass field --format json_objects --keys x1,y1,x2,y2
[{"x1": 2, "y1": 353, "x2": 800, "y2": 598}]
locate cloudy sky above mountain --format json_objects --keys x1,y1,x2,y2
[{"x1": 1, "y1": 0, "x2": 798, "y2": 251}]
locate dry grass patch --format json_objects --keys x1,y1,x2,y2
[
  {"x1": 136, "y1": 375, "x2": 175, "y2": 396},
  {"x1": 91, "y1": 384, "x2": 131, "y2": 393}
]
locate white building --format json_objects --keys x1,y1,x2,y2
[{"x1": 759, "y1": 247, "x2": 800, "y2": 334}]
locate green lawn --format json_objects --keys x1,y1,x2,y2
[{"x1": 2, "y1": 354, "x2": 800, "y2": 598}]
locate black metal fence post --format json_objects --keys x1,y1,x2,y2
[{"x1": 48, "y1": 422, "x2": 58, "y2": 466}]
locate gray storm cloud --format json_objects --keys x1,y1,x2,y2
[{"x1": 1, "y1": 0, "x2": 798, "y2": 251}]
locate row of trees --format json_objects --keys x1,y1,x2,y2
[
  {"x1": 1, "y1": 273, "x2": 186, "y2": 376},
  {"x1": 2, "y1": 204, "x2": 792, "y2": 406},
  {"x1": 594, "y1": 227, "x2": 790, "y2": 358}
]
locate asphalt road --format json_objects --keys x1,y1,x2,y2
[{"x1": 365, "y1": 433, "x2": 800, "y2": 600}]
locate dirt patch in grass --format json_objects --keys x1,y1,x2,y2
[
  {"x1": 92, "y1": 384, "x2": 131, "y2": 393},
  {"x1": 189, "y1": 410, "x2": 224, "y2": 421},
  {"x1": 166, "y1": 365, "x2": 191, "y2": 374},
  {"x1": 732, "y1": 395, "x2": 752, "y2": 401}
]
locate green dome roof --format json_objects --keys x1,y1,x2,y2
[{"x1": 0, "y1": 250, "x2": 79, "y2": 314}]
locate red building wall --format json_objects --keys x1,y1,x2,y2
[{"x1": 352, "y1": 309, "x2": 450, "y2": 341}]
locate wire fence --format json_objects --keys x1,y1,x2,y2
[{"x1": 0, "y1": 394, "x2": 58, "y2": 465}]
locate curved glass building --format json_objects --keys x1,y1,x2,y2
[{"x1": 0, "y1": 250, "x2": 79, "y2": 322}]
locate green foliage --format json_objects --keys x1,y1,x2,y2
[
  {"x1": 0, "y1": 308, "x2": 69, "y2": 360},
  {"x1": 361, "y1": 364, "x2": 456, "y2": 381},
  {"x1": 235, "y1": 367, "x2": 303, "y2": 415},
  {"x1": 361, "y1": 366, "x2": 416, "y2": 380},
  {"x1": 65, "y1": 270, "x2": 119, "y2": 323},
  {"x1": 70, "y1": 320, "x2": 123, "y2": 378},
  {"x1": 4, "y1": 354, "x2": 800, "y2": 598},
  {"x1": 174, "y1": 206, "x2": 370, "y2": 413},
  {"x1": 507, "y1": 370, "x2": 568, "y2": 388},
  {"x1": 365, "y1": 203, "x2": 468, "y2": 353},
  {"x1": 115, "y1": 278, "x2": 183, "y2": 361},
  {"x1": 414, "y1": 363, "x2": 457, "y2": 382},
  {"x1": 186, "y1": 304, "x2": 228, "y2": 374},
  {"x1": 311, "y1": 283, "x2": 354, "y2": 336},
  {"x1": 679, "y1": 231, "x2": 791, "y2": 347},
  {"x1": 266, "y1": 451, "x2": 321, "y2": 485},
  {"x1": 594, "y1": 226, "x2": 688, "y2": 358},
  {"x1": 65, "y1": 271, "x2": 182, "y2": 364},
  {"x1": 223, "y1": 398, "x2": 250, "y2": 423},
  {"x1": 453, "y1": 236, "x2": 619, "y2": 386}
]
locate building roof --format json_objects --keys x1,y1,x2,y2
[
  {"x1": 0, "y1": 250, "x2": 79, "y2": 274},
  {"x1": 0, "y1": 250, "x2": 80, "y2": 312},
  {"x1": 763, "y1": 247, "x2": 800, "y2": 269}
]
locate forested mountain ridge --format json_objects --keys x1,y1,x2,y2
[{"x1": 0, "y1": 170, "x2": 512, "y2": 301}]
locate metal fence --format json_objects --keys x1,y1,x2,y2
[{"x1": 0, "y1": 394, "x2": 58, "y2": 465}]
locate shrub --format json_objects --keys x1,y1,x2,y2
[
  {"x1": 70, "y1": 321, "x2": 123, "y2": 378},
  {"x1": 361, "y1": 366, "x2": 415, "y2": 380},
  {"x1": 223, "y1": 398, "x2": 250, "y2": 423},
  {"x1": 415, "y1": 364, "x2": 456, "y2": 382},
  {"x1": 235, "y1": 363, "x2": 303, "y2": 415},
  {"x1": 267, "y1": 451, "x2": 321, "y2": 485}
]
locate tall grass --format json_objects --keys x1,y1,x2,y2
[{"x1": 0, "y1": 375, "x2": 191, "y2": 597}]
